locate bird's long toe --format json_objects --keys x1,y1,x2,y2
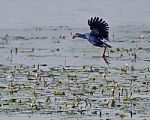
[{"x1": 102, "y1": 55, "x2": 111, "y2": 65}]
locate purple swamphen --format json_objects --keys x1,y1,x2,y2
[{"x1": 71, "y1": 17, "x2": 111, "y2": 65}]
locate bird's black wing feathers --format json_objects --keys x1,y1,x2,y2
[{"x1": 88, "y1": 17, "x2": 109, "y2": 40}]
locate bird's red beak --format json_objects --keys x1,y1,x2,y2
[{"x1": 71, "y1": 32, "x2": 77, "y2": 39}]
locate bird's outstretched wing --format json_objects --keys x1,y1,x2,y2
[{"x1": 88, "y1": 17, "x2": 109, "y2": 40}]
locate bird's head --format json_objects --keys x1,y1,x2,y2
[{"x1": 71, "y1": 32, "x2": 78, "y2": 39}]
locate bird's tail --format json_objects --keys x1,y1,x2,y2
[{"x1": 103, "y1": 42, "x2": 112, "y2": 48}]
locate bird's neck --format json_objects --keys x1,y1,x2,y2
[{"x1": 76, "y1": 33, "x2": 87, "y2": 39}]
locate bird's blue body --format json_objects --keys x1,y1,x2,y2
[{"x1": 75, "y1": 33, "x2": 111, "y2": 48}]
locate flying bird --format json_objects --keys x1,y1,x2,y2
[{"x1": 71, "y1": 17, "x2": 111, "y2": 65}]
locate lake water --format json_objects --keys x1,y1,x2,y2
[
  {"x1": 0, "y1": 0, "x2": 150, "y2": 29},
  {"x1": 0, "y1": 0, "x2": 150, "y2": 120}
]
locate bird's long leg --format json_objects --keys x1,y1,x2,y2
[
  {"x1": 102, "y1": 46, "x2": 110, "y2": 65},
  {"x1": 102, "y1": 46, "x2": 106, "y2": 57}
]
